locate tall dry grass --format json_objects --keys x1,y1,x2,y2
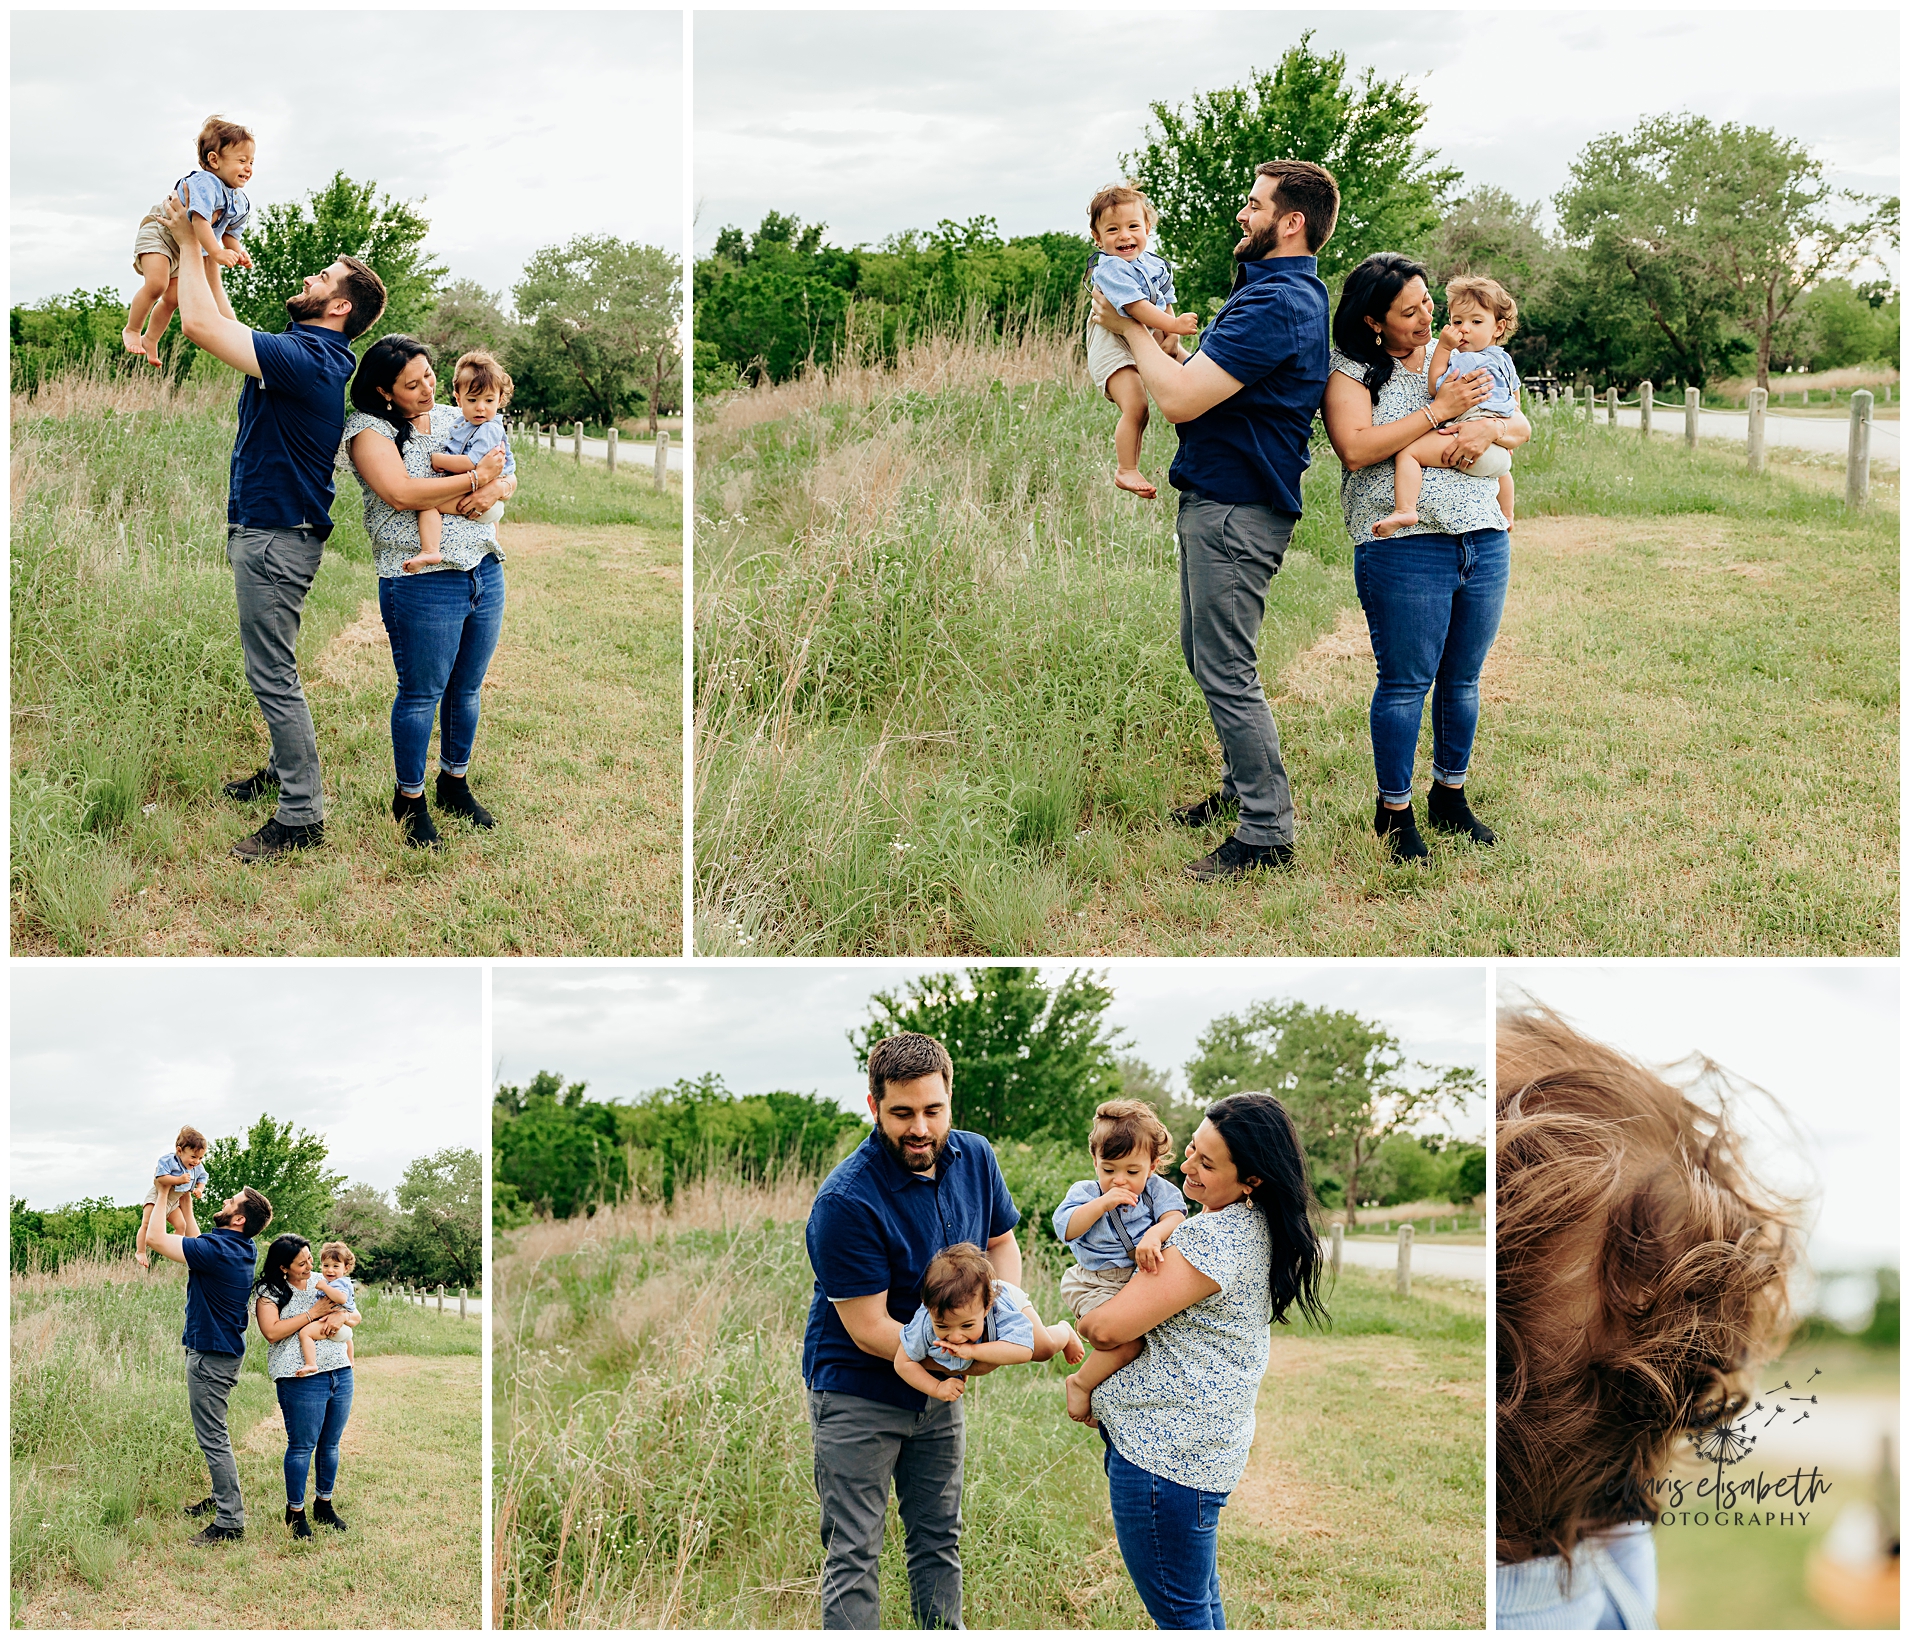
[{"x1": 1714, "y1": 364, "x2": 1900, "y2": 403}]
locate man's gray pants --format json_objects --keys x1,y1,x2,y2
[
  {"x1": 227, "y1": 524, "x2": 325, "y2": 825},
  {"x1": 1176, "y1": 493, "x2": 1298, "y2": 847},
  {"x1": 185, "y1": 1348, "x2": 245, "y2": 1528},
  {"x1": 808, "y1": 1388, "x2": 964, "y2": 1629}
]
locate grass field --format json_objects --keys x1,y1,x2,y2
[
  {"x1": 11, "y1": 368, "x2": 682, "y2": 955},
  {"x1": 693, "y1": 329, "x2": 1897, "y2": 955},
  {"x1": 494, "y1": 1174, "x2": 1484, "y2": 1629},
  {"x1": 11, "y1": 1255, "x2": 480, "y2": 1628}
]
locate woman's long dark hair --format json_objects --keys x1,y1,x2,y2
[
  {"x1": 1204, "y1": 1093, "x2": 1328, "y2": 1328},
  {"x1": 253, "y1": 1233, "x2": 310, "y2": 1309},
  {"x1": 350, "y1": 334, "x2": 433, "y2": 454},
  {"x1": 1331, "y1": 252, "x2": 1430, "y2": 407}
]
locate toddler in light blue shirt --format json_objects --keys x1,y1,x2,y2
[
  {"x1": 296, "y1": 1242, "x2": 358, "y2": 1375},
  {"x1": 1374, "y1": 275, "x2": 1524, "y2": 538},
  {"x1": 135, "y1": 1126, "x2": 209, "y2": 1268},
  {"x1": 1084, "y1": 185, "x2": 1199, "y2": 500},
  {"x1": 893, "y1": 1243, "x2": 1082, "y2": 1404},
  {"x1": 408, "y1": 351, "x2": 519, "y2": 573},
  {"x1": 124, "y1": 117, "x2": 256, "y2": 368}
]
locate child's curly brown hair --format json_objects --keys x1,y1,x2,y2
[{"x1": 1496, "y1": 1004, "x2": 1802, "y2": 1566}]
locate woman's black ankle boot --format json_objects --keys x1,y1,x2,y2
[
  {"x1": 312, "y1": 1496, "x2": 348, "y2": 1532},
  {"x1": 1426, "y1": 781, "x2": 1497, "y2": 845},
  {"x1": 286, "y1": 1504, "x2": 313, "y2": 1539},
  {"x1": 435, "y1": 771, "x2": 496, "y2": 829},
  {"x1": 392, "y1": 787, "x2": 441, "y2": 848},
  {"x1": 1374, "y1": 798, "x2": 1431, "y2": 863}
]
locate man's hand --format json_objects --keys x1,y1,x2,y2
[{"x1": 1091, "y1": 289, "x2": 1140, "y2": 337}]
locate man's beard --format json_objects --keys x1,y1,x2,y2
[
  {"x1": 1234, "y1": 219, "x2": 1286, "y2": 264},
  {"x1": 877, "y1": 1125, "x2": 947, "y2": 1174},
  {"x1": 285, "y1": 286, "x2": 331, "y2": 322}
]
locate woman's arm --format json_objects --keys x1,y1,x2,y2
[
  {"x1": 351, "y1": 429, "x2": 507, "y2": 511},
  {"x1": 1322, "y1": 367, "x2": 1497, "y2": 471},
  {"x1": 1076, "y1": 1246, "x2": 1220, "y2": 1349},
  {"x1": 255, "y1": 1295, "x2": 342, "y2": 1343},
  {"x1": 453, "y1": 469, "x2": 517, "y2": 518}
]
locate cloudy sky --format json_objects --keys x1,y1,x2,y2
[
  {"x1": 494, "y1": 961, "x2": 1489, "y2": 1137},
  {"x1": 1499, "y1": 966, "x2": 1898, "y2": 1272},
  {"x1": 11, "y1": 966, "x2": 484, "y2": 1209},
  {"x1": 10, "y1": 11, "x2": 682, "y2": 307},
  {"x1": 694, "y1": 9, "x2": 1900, "y2": 257}
]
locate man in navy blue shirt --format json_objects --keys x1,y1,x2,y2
[
  {"x1": 803, "y1": 1032, "x2": 1022, "y2": 1629},
  {"x1": 161, "y1": 193, "x2": 393, "y2": 861},
  {"x1": 1093, "y1": 160, "x2": 1340, "y2": 882},
  {"x1": 146, "y1": 1183, "x2": 275, "y2": 1542}
]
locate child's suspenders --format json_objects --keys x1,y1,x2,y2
[{"x1": 1105, "y1": 1182, "x2": 1150, "y2": 1258}]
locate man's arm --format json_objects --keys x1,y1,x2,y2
[
  {"x1": 147, "y1": 1225, "x2": 191, "y2": 1266},
  {"x1": 985, "y1": 1229, "x2": 1022, "y2": 1288},
  {"x1": 831, "y1": 1291, "x2": 905, "y2": 1363},
  {"x1": 1091, "y1": 290, "x2": 1242, "y2": 424},
  {"x1": 160, "y1": 196, "x2": 258, "y2": 377}
]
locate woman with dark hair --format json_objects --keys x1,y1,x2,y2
[
  {"x1": 341, "y1": 335, "x2": 516, "y2": 846},
  {"x1": 253, "y1": 1234, "x2": 359, "y2": 1539},
  {"x1": 1320, "y1": 252, "x2": 1530, "y2": 862},
  {"x1": 1074, "y1": 1093, "x2": 1326, "y2": 1629}
]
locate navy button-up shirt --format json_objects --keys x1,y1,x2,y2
[
  {"x1": 803, "y1": 1129, "x2": 1021, "y2": 1412},
  {"x1": 1170, "y1": 254, "x2": 1330, "y2": 516},
  {"x1": 180, "y1": 1226, "x2": 257, "y2": 1357},
  {"x1": 228, "y1": 322, "x2": 358, "y2": 540}
]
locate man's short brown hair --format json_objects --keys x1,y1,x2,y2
[
  {"x1": 1255, "y1": 160, "x2": 1341, "y2": 253},
  {"x1": 1087, "y1": 184, "x2": 1157, "y2": 235},
  {"x1": 175, "y1": 1126, "x2": 207, "y2": 1154},
  {"x1": 232, "y1": 1186, "x2": 274, "y2": 1240},
  {"x1": 867, "y1": 1032, "x2": 954, "y2": 1106},
  {"x1": 335, "y1": 255, "x2": 388, "y2": 342},
  {"x1": 1088, "y1": 1099, "x2": 1173, "y2": 1166},
  {"x1": 921, "y1": 1242, "x2": 995, "y2": 1318}
]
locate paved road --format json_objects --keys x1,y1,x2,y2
[
  {"x1": 517, "y1": 432, "x2": 685, "y2": 472},
  {"x1": 1329, "y1": 1236, "x2": 1487, "y2": 1285},
  {"x1": 387, "y1": 1291, "x2": 486, "y2": 1318},
  {"x1": 1596, "y1": 404, "x2": 1899, "y2": 461}
]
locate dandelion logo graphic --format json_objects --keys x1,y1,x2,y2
[{"x1": 1693, "y1": 1416, "x2": 1759, "y2": 1506}]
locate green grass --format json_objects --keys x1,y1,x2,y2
[
  {"x1": 694, "y1": 335, "x2": 1897, "y2": 954},
  {"x1": 11, "y1": 1258, "x2": 478, "y2": 1627},
  {"x1": 494, "y1": 1175, "x2": 1482, "y2": 1628},
  {"x1": 11, "y1": 369, "x2": 682, "y2": 954}
]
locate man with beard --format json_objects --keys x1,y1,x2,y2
[
  {"x1": 161, "y1": 193, "x2": 389, "y2": 860},
  {"x1": 801, "y1": 1031, "x2": 1022, "y2": 1629},
  {"x1": 144, "y1": 1184, "x2": 276, "y2": 1542},
  {"x1": 1092, "y1": 159, "x2": 1339, "y2": 881}
]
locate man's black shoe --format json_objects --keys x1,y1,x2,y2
[
  {"x1": 1184, "y1": 833, "x2": 1295, "y2": 881},
  {"x1": 230, "y1": 816, "x2": 324, "y2": 862},
  {"x1": 286, "y1": 1505, "x2": 314, "y2": 1540},
  {"x1": 393, "y1": 789, "x2": 441, "y2": 849},
  {"x1": 435, "y1": 772, "x2": 496, "y2": 829},
  {"x1": 311, "y1": 1497, "x2": 349, "y2": 1532},
  {"x1": 183, "y1": 1496, "x2": 218, "y2": 1519},
  {"x1": 1375, "y1": 799, "x2": 1431, "y2": 864},
  {"x1": 190, "y1": 1522, "x2": 244, "y2": 1545},
  {"x1": 1170, "y1": 791, "x2": 1235, "y2": 829},
  {"x1": 221, "y1": 766, "x2": 279, "y2": 803},
  {"x1": 1425, "y1": 781, "x2": 1497, "y2": 845}
]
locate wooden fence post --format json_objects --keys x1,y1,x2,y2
[
  {"x1": 1846, "y1": 390, "x2": 1872, "y2": 511},
  {"x1": 1395, "y1": 1223, "x2": 1414, "y2": 1300},
  {"x1": 1685, "y1": 386, "x2": 1701, "y2": 448},
  {"x1": 459, "y1": 1287, "x2": 467, "y2": 1319},
  {"x1": 437, "y1": 1283, "x2": 445, "y2": 1313},
  {"x1": 1606, "y1": 386, "x2": 1617, "y2": 428},
  {"x1": 1563, "y1": 385, "x2": 1574, "y2": 410},
  {"x1": 654, "y1": 429, "x2": 671, "y2": 491},
  {"x1": 1747, "y1": 388, "x2": 1767, "y2": 476},
  {"x1": 1638, "y1": 382, "x2": 1653, "y2": 438},
  {"x1": 607, "y1": 427, "x2": 618, "y2": 474},
  {"x1": 572, "y1": 423, "x2": 583, "y2": 463},
  {"x1": 1329, "y1": 1222, "x2": 1344, "y2": 1278}
]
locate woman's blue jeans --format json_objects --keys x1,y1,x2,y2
[
  {"x1": 1102, "y1": 1430, "x2": 1229, "y2": 1629},
  {"x1": 377, "y1": 555, "x2": 506, "y2": 795},
  {"x1": 1353, "y1": 529, "x2": 1510, "y2": 804},
  {"x1": 276, "y1": 1366, "x2": 353, "y2": 1507}
]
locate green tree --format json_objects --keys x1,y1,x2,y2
[
  {"x1": 511, "y1": 235, "x2": 681, "y2": 432},
  {"x1": 1780, "y1": 278, "x2": 1902, "y2": 372},
  {"x1": 694, "y1": 213, "x2": 859, "y2": 384},
  {"x1": 1451, "y1": 1145, "x2": 1487, "y2": 1204},
  {"x1": 416, "y1": 277, "x2": 515, "y2": 371},
  {"x1": 223, "y1": 171, "x2": 442, "y2": 348},
  {"x1": 851, "y1": 967, "x2": 1124, "y2": 1142},
  {"x1": 1185, "y1": 999, "x2": 1481, "y2": 1224},
  {"x1": 493, "y1": 1071, "x2": 627, "y2": 1221},
  {"x1": 1125, "y1": 32, "x2": 1460, "y2": 311},
  {"x1": 8, "y1": 287, "x2": 145, "y2": 393},
  {"x1": 9, "y1": 1195, "x2": 143, "y2": 1272},
  {"x1": 617, "y1": 1075, "x2": 866, "y2": 1204},
  {"x1": 204, "y1": 1114, "x2": 345, "y2": 1247},
  {"x1": 392, "y1": 1147, "x2": 482, "y2": 1291}
]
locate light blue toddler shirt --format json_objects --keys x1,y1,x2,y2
[
  {"x1": 1090, "y1": 250, "x2": 1175, "y2": 317},
  {"x1": 1495, "y1": 1523, "x2": 1658, "y2": 1628},
  {"x1": 899, "y1": 1278, "x2": 1036, "y2": 1373},
  {"x1": 445, "y1": 416, "x2": 516, "y2": 476},
  {"x1": 173, "y1": 171, "x2": 250, "y2": 245},
  {"x1": 1435, "y1": 344, "x2": 1521, "y2": 417},
  {"x1": 1052, "y1": 1172, "x2": 1187, "y2": 1271},
  {"x1": 156, "y1": 1152, "x2": 210, "y2": 1191}
]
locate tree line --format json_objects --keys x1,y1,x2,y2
[
  {"x1": 491, "y1": 967, "x2": 1485, "y2": 1243},
  {"x1": 695, "y1": 32, "x2": 1898, "y2": 393},
  {"x1": 10, "y1": 1114, "x2": 481, "y2": 1292},
  {"x1": 10, "y1": 172, "x2": 683, "y2": 431}
]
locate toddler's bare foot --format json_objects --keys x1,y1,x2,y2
[
  {"x1": 401, "y1": 551, "x2": 443, "y2": 575},
  {"x1": 134, "y1": 1249, "x2": 151, "y2": 1269},
  {"x1": 1372, "y1": 511, "x2": 1417, "y2": 538},
  {"x1": 1060, "y1": 1324, "x2": 1085, "y2": 1366},
  {"x1": 1064, "y1": 1372, "x2": 1098, "y2": 1426},
  {"x1": 122, "y1": 327, "x2": 148, "y2": 355},
  {"x1": 1114, "y1": 467, "x2": 1157, "y2": 499}
]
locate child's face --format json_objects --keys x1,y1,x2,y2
[
  {"x1": 1094, "y1": 1147, "x2": 1155, "y2": 1195},
  {"x1": 179, "y1": 1146, "x2": 205, "y2": 1167},
  {"x1": 1447, "y1": 299, "x2": 1506, "y2": 353},
  {"x1": 457, "y1": 383, "x2": 501, "y2": 425},
  {"x1": 930, "y1": 1294, "x2": 991, "y2": 1345},
  {"x1": 1092, "y1": 205, "x2": 1152, "y2": 262},
  {"x1": 320, "y1": 1256, "x2": 347, "y2": 1281},
  {"x1": 206, "y1": 142, "x2": 255, "y2": 190}
]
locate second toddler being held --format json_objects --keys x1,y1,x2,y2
[
  {"x1": 1052, "y1": 1098, "x2": 1187, "y2": 1424},
  {"x1": 406, "y1": 351, "x2": 517, "y2": 574},
  {"x1": 296, "y1": 1241, "x2": 358, "y2": 1376},
  {"x1": 893, "y1": 1242, "x2": 1084, "y2": 1403}
]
